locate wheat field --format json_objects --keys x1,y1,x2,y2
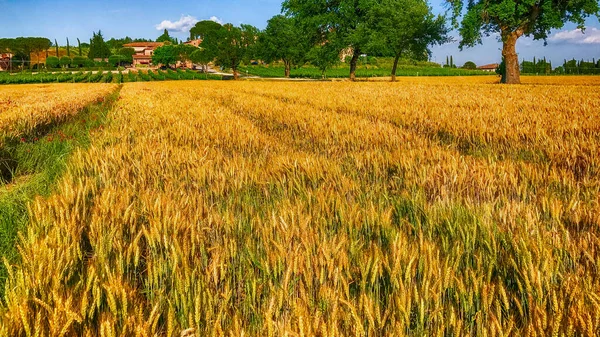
[
  {"x1": 1, "y1": 78, "x2": 599, "y2": 336},
  {"x1": 0, "y1": 84, "x2": 116, "y2": 146}
]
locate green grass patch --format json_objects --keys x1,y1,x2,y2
[
  {"x1": 0, "y1": 86, "x2": 121, "y2": 294},
  {"x1": 239, "y1": 63, "x2": 496, "y2": 78}
]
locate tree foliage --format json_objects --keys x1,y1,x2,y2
[
  {"x1": 282, "y1": 0, "x2": 374, "y2": 80},
  {"x1": 151, "y1": 45, "x2": 179, "y2": 67},
  {"x1": 202, "y1": 23, "x2": 259, "y2": 79},
  {"x1": 449, "y1": 0, "x2": 599, "y2": 83},
  {"x1": 60, "y1": 56, "x2": 71, "y2": 68},
  {"x1": 190, "y1": 20, "x2": 222, "y2": 41},
  {"x1": 156, "y1": 29, "x2": 176, "y2": 44},
  {"x1": 46, "y1": 56, "x2": 60, "y2": 68},
  {"x1": 367, "y1": 0, "x2": 448, "y2": 80},
  {"x1": 88, "y1": 31, "x2": 111, "y2": 60},
  {"x1": 259, "y1": 15, "x2": 308, "y2": 77},
  {"x1": 462, "y1": 61, "x2": 477, "y2": 69}
]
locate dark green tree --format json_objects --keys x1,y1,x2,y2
[
  {"x1": 156, "y1": 29, "x2": 175, "y2": 44},
  {"x1": 259, "y1": 15, "x2": 308, "y2": 77},
  {"x1": 55, "y1": 39, "x2": 59, "y2": 57},
  {"x1": 77, "y1": 38, "x2": 81, "y2": 56},
  {"x1": 306, "y1": 38, "x2": 341, "y2": 78},
  {"x1": 189, "y1": 48, "x2": 212, "y2": 72},
  {"x1": 151, "y1": 44, "x2": 179, "y2": 67},
  {"x1": 462, "y1": 61, "x2": 477, "y2": 69},
  {"x1": 46, "y1": 56, "x2": 60, "y2": 68},
  {"x1": 367, "y1": 0, "x2": 448, "y2": 81},
  {"x1": 60, "y1": 56, "x2": 71, "y2": 68},
  {"x1": 88, "y1": 31, "x2": 111, "y2": 61},
  {"x1": 283, "y1": 0, "x2": 374, "y2": 81},
  {"x1": 118, "y1": 47, "x2": 135, "y2": 64},
  {"x1": 190, "y1": 20, "x2": 222, "y2": 41},
  {"x1": 203, "y1": 23, "x2": 259, "y2": 79},
  {"x1": 72, "y1": 56, "x2": 87, "y2": 68},
  {"x1": 449, "y1": 0, "x2": 599, "y2": 83},
  {"x1": 67, "y1": 38, "x2": 70, "y2": 57}
]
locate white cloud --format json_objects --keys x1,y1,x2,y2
[
  {"x1": 549, "y1": 27, "x2": 600, "y2": 45},
  {"x1": 156, "y1": 15, "x2": 199, "y2": 32},
  {"x1": 209, "y1": 16, "x2": 224, "y2": 24}
]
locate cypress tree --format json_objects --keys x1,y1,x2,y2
[
  {"x1": 88, "y1": 36, "x2": 94, "y2": 60},
  {"x1": 55, "y1": 39, "x2": 59, "y2": 57},
  {"x1": 450, "y1": 55, "x2": 454, "y2": 67},
  {"x1": 77, "y1": 38, "x2": 81, "y2": 56},
  {"x1": 446, "y1": 56, "x2": 449, "y2": 66},
  {"x1": 67, "y1": 38, "x2": 70, "y2": 57}
]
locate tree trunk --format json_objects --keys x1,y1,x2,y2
[
  {"x1": 232, "y1": 62, "x2": 239, "y2": 80},
  {"x1": 284, "y1": 60, "x2": 291, "y2": 78},
  {"x1": 349, "y1": 49, "x2": 360, "y2": 81},
  {"x1": 391, "y1": 54, "x2": 400, "y2": 82},
  {"x1": 501, "y1": 31, "x2": 521, "y2": 84}
]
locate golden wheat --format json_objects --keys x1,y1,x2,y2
[{"x1": 0, "y1": 77, "x2": 599, "y2": 336}]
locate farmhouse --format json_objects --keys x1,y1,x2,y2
[
  {"x1": 0, "y1": 53, "x2": 12, "y2": 71},
  {"x1": 123, "y1": 42, "x2": 164, "y2": 66},
  {"x1": 478, "y1": 63, "x2": 499, "y2": 72}
]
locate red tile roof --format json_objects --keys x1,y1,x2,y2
[
  {"x1": 478, "y1": 63, "x2": 499, "y2": 70},
  {"x1": 123, "y1": 42, "x2": 164, "y2": 48}
]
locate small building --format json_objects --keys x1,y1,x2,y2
[
  {"x1": 0, "y1": 53, "x2": 12, "y2": 71},
  {"x1": 184, "y1": 39, "x2": 202, "y2": 48},
  {"x1": 478, "y1": 63, "x2": 499, "y2": 72},
  {"x1": 123, "y1": 42, "x2": 164, "y2": 67}
]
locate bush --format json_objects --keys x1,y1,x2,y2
[
  {"x1": 46, "y1": 56, "x2": 60, "y2": 68},
  {"x1": 60, "y1": 56, "x2": 72, "y2": 68},
  {"x1": 73, "y1": 56, "x2": 87, "y2": 68},
  {"x1": 108, "y1": 55, "x2": 124, "y2": 67},
  {"x1": 462, "y1": 61, "x2": 477, "y2": 69},
  {"x1": 85, "y1": 59, "x2": 95, "y2": 68}
]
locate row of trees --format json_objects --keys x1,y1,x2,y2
[
  {"x1": 182, "y1": 0, "x2": 598, "y2": 83},
  {"x1": 277, "y1": 0, "x2": 448, "y2": 81},
  {"x1": 170, "y1": 0, "x2": 448, "y2": 81}
]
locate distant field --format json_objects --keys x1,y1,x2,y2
[
  {"x1": 0, "y1": 69, "x2": 221, "y2": 85},
  {"x1": 1, "y1": 77, "x2": 599, "y2": 336}
]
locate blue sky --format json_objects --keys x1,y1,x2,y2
[{"x1": 1, "y1": 0, "x2": 599, "y2": 66}]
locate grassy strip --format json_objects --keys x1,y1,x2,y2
[
  {"x1": 238, "y1": 64, "x2": 497, "y2": 78},
  {"x1": 0, "y1": 86, "x2": 121, "y2": 293}
]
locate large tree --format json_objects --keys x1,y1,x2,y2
[
  {"x1": 0, "y1": 37, "x2": 51, "y2": 69},
  {"x1": 203, "y1": 23, "x2": 259, "y2": 79},
  {"x1": 368, "y1": 0, "x2": 448, "y2": 81},
  {"x1": 260, "y1": 15, "x2": 308, "y2": 77},
  {"x1": 189, "y1": 20, "x2": 222, "y2": 41},
  {"x1": 283, "y1": 0, "x2": 373, "y2": 81},
  {"x1": 449, "y1": 0, "x2": 599, "y2": 84}
]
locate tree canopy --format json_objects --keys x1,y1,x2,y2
[
  {"x1": 151, "y1": 44, "x2": 179, "y2": 67},
  {"x1": 0, "y1": 37, "x2": 51, "y2": 69},
  {"x1": 282, "y1": 0, "x2": 373, "y2": 80},
  {"x1": 449, "y1": 0, "x2": 599, "y2": 83},
  {"x1": 189, "y1": 20, "x2": 223, "y2": 41},
  {"x1": 156, "y1": 29, "x2": 176, "y2": 44},
  {"x1": 88, "y1": 31, "x2": 111, "y2": 60},
  {"x1": 259, "y1": 15, "x2": 308, "y2": 77},
  {"x1": 367, "y1": 0, "x2": 448, "y2": 81},
  {"x1": 202, "y1": 23, "x2": 259, "y2": 79}
]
